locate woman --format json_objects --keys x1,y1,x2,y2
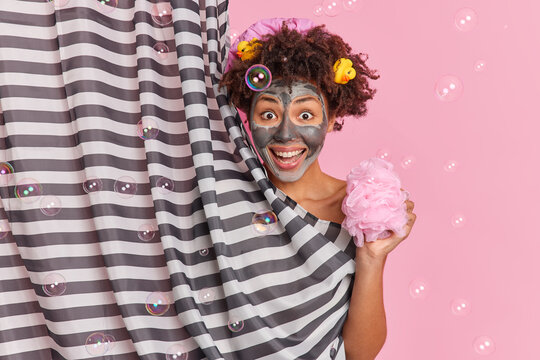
[{"x1": 220, "y1": 18, "x2": 417, "y2": 359}]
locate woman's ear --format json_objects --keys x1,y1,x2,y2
[{"x1": 327, "y1": 115, "x2": 336, "y2": 133}]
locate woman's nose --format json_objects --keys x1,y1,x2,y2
[{"x1": 273, "y1": 119, "x2": 298, "y2": 142}]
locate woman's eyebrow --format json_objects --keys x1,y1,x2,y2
[
  {"x1": 292, "y1": 96, "x2": 320, "y2": 105},
  {"x1": 258, "y1": 95, "x2": 280, "y2": 104}
]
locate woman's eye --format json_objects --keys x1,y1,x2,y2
[
  {"x1": 299, "y1": 112, "x2": 314, "y2": 121},
  {"x1": 261, "y1": 111, "x2": 277, "y2": 120}
]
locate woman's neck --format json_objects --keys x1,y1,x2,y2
[{"x1": 266, "y1": 159, "x2": 329, "y2": 202}]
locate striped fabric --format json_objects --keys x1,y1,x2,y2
[{"x1": 0, "y1": 0, "x2": 358, "y2": 359}]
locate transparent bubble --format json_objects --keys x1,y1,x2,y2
[
  {"x1": 43, "y1": 273, "x2": 67, "y2": 296},
  {"x1": 454, "y1": 8, "x2": 478, "y2": 32},
  {"x1": 0, "y1": 219, "x2": 10, "y2": 240},
  {"x1": 375, "y1": 148, "x2": 391, "y2": 160},
  {"x1": 435, "y1": 75, "x2": 463, "y2": 102},
  {"x1": 156, "y1": 176, "x2": 174, "y2": 194},
  {"x1": 199, "y1": 248, "x2": 209, "y2": 256},
  {"x1": 198, "y1": 288, "x2": 215, "y2": 305},
  {"x1": 85, "y1": 332, "x2": 109, "y2": 356},
  {"x1": 409, "y1": 279, "x2": 428, "y2": 299},
  {"x1": 153, "y1": 42, "x2": 170, "y2": 60},
  {"x1": 245, "y1": 65, "x2": 272, "y2": 91},
  {"x1": 229, "y1": 28, "x2": 240, "y2": 44},
  {"x1": 114, "y1": 176, "x2": 137, "y2": 198},
  {"x1": 252, "y1": 210, "x2": 278, "y2": 235},
  {"x1": 343, "y1": 0, "x2": 362, "y2": 11},
  {"x1": 151, "y1": 3, "x2": 173, "y2": 26},
  {"x1": 451, "y1": 298, "x2": 471, "y2": 316},
  {"x1": 474, "y1": 60, "x2": 486, "y2": 72},
  {"x1": 451, "y1": 213, "x2": 466, "y2": 228},
  {"x1": 83, "y1": 176, "x2": 103, "y2": 193},
  {"x1": 400, "y1": 155, "x2": 416, "y2": 169},
  {"x1": 137, "y1": 223, "x2": 157, "y2": 242},
  {"x1": 228, "y1": 319, "x2": 244, "y2": 333},
  {"x1": 103, "y1": 333, "x2": 116, "y2": 352},
  {"x1": 137, "y1": 118, "x2": 159, "y2": 140},
  {"x1": 48, "y1": 0, "x2": 70, "y2": 8},
  {"x1": 14, "y1": 178, "x2": 43, "y2": 203},
  {"x1": 313, "y1": 4, "x2": 323, "y2": 17},
  {"x1": 0, "y1": 162, "x2": 14, "y2": 175},
  {"x1": 322, "y1": 0, "x2": 342, "y2": 16},
  {"x1": 443, "y1": 160, "x2": 459, "y2": 172},
  {"x1": 145, "y1": 292, "x2": 170, "y2": 316},
  {"x1": 40, "y1": 195, "x2": 62, "y2": 216},
  {"x1": 473, "y1": 335, "x2": 496, "y2": 355},
  {"x1": 166, "y1": 343, "x2": 189, "y2": 360},
  {"x1": 95, "y1": 0, "x2": 118, "y2": 14}
]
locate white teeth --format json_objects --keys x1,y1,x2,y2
[{"x1": 274, "y1": 149, "x2": 303, "y2": 158}]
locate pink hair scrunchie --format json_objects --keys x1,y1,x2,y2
[{"x1": 224, "y1": 17, "x2": 317, "y2": 73}]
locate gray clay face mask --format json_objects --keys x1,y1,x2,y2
[{"x1": 249, "y1": 80, "x2": 330, "y2": 182}]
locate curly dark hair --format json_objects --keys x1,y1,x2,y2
[{"x1": 219, "y1": 22, "x2": 380, "y2": 131}]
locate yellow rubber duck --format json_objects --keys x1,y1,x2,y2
[
  {"x1": 333, "y1": 58, "x2": 356, "y2": 84},
  {"x1": 237, "y1": 38, "x2": 262, "y2": 61}
]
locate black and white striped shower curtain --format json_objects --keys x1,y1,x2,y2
[{"x1": 0, "y1": 1, "x2": 358, "y2": 359}]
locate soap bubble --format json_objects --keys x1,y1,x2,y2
[
  {"x1": 151, "y1": 2, "x2": 173, "y2": 26},
  {"x1": 15, "y1": 178, "x2": 43, "y2": 203},
  {"x1": 40, "y1": 195, "x2": 62, "y2": 216},
  {"x1": 228, "y1": 319, "x2": 244, "y2": 332},
  {"x1": 443, "y1": 160, "x2": 459, "y2": 172},
  {"x1": 137, "y1": 118, "x2": 159, "y2": 140},
  {"x1": 156, "y1": 176, "x2": 174, "y2": 194},
  {"x1": 435, "y1": 75, "x2": 463, "y2": 102},
  {"x1": 313, "y1": 5, "x2": 323, "y2": 17},
  {"x1": 400, "y1": 155, "x2": 416, "y2": 169},
  {"x1": 43, "y1": 273, "x2": 67, "y2": 296},
  {"x1": 245, "y1": 65, "x2": 272, "y2": 91},
  {"x1": 343, "y1": 0, "x2": 362, "y2": 11},
  {"x1": 83, "y1": 177, "x2": 103, "y2": 193},
  {"x1": 153, "y1": 42, "x2": 170, "y2": 60},
  {"x1": 322, "y1": 0, "x2": 342, "y2": 16},
  {"x1": 451, "y1": 213, "x2": 466, "y2": 228},
  {"x1": 85, "y1": 332, "x2": 109, "y2": 356},
  {"x1": 252, "y1": 210, "x2": 278, "y2": 235},
  {"x1": 0, "y1": 162, "x2": 14, "y2": 175},
  {"x1": 166, "y1": 343, "x2": 189, "y2": 360},
  {"x1": 199, "y1": 248, "x2": 209, "y2": 256},
  {"x1": 409, "y1": 279, "x2": 428, "y2": 299},
  {"x1": 451, "y1": 298, "x2": 471, "y2": 316},
  {"x1": 198, "y1": 288, "x2": 215, "y2": 305},
  {"x1": 474, "y1": 60, "x2": 486, "y2": 72},
  {"x1": 145, "y1": 291, "x2": 170, "y2": 316},
  {"x1": 375, "y1": 148, "x2": 391, "y2": 161},
  {"x1": 114, "y1": 176, "x2": 137, "y2": 198},
  {"x1": 454, "y1": 8, "x2": 478, "y2": 32},
  {"x1": 473, "y1": 335, "x2": 496, "y2": 355},
  {"x1": 137, "y1": 223, "x2": 157, "y2": 242},
  {"x1": 95, "y1": 0, "x2": 118, "y2": 14}
]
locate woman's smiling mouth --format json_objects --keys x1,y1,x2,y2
[{"x1": 267, "y1": 145, "x2": 308, "y2": 170}]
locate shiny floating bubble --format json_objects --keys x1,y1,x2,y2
[
  {"x1": 228, "y1": 319, "x2": 244, "y2": 333},
  {"x1": 137, "y1": 223, "x2": 157, "y2": 242},
  {"x1": 443, "y1": 160, "x2": 459, "y2": 172},
  {"x1": 245, "y1": 65, "x2": 272, "y2": 92},
  {"x1": 145, "y1": 291, "x2": 170, "y2": 316},
  {"x1": 43, "y1": 273, "x2": 67, "y2": 296},
  {"x1": 229, "y1": 28, "x2": 240, "y2": 44},
  {"x1": 408, "y1": 279, "x2": 428, "y2": 299},
  {"x1": 156, "y1": 176, "x2": 174, "y2": 194},
  {"x1": 114, "y1": 176, "x2": 137, "y2": 198},
  {"x1": 375, "y1": 148, "x2": 391, "y2": 161},
  {"x1": 322, "y1": 0, "x2": 342, "y2": 17},
  {"x1": 474, "y1": 59, "x2": 486, "y2": 72},
  {"x1": 400, "y1": 155, "x2": 416, "y2": 169},
  {"x1": 83, "y1": 176, "x2": 103, "y2": 193},
  {"x1": 151, "y1": 2, "x2": 173, "y2": 26},
  {"x1": 454, "y1": 7, "x2": 478, "y2": 32},
  {"x1": 199, "y1": 248, "x2": 209, "y2": 256},
  {"x1": 0, "y1": 162, "x2": 14, "y2": 175},
  {"x1": 48, "y1": 0, "x2": 70, "y2": 8},
  {"x1": 103, "y1": 333, "x2": 116, "y2": 352},
  {"x1": 95, "y1": 0, "x2": 118, "y2": 14},
  {"x1": 252, "y1": 210, "x2": 278, "y2": 235},
  {"x1": 14, "y1": 178, "x2": 43, "y2": 203},
  {"x1": 166, "y1": 343, "x2": 189, "y2": 360},
  {"x1": 198, "y1": 288, "x2": 215, "y2": 305},
  {"x1": 313, "y1": 4, "x2": 323, "y2": 17},
  {"x1": 153, "y1": 42, "x2": 170, "y2": 60},
  {"x1": 435, "y1": 75, "x2": 463, "y2": 102},
  {"x1": 0, "y1": 219, "x2": 10, "y2": 240},
  {"x1": 85, "y1": 332, "x2": 109, "y2": 356},
  {"x1": 451, "y1": 213, "x2": 466, "y2": 228},
  {"x1": 451, "y1": 298, "x2": 471, "y2": 316},
  {"x1": 40, "y1": 195, "x2": 62, "y2": 216},
  {"x1": 137, "y1": 118, "x2": 159, "y2": 140},
  {"x1": 473, "y1": 335, "x2": 496, "y2": 355},
  {"x1": 343, "y1": 0, "x2": 362, "y2": 11}
]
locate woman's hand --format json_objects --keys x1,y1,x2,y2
[{"x1": 356, "y1": 188, "x2": 416, "y2": 263}]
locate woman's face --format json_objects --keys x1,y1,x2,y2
[{"x1": 248, "y1": 79, "x2": 334, "y2": 182}]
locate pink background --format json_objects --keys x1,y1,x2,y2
[{"x1": 228, "y1": 0, "x2": 540, "y2": 359}]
